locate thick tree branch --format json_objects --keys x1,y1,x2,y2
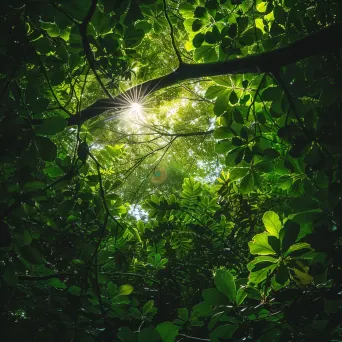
[{"x1": 68, "y1": 23, "x2": 342, "y2": 126}]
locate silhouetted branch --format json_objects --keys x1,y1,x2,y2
[{"x1": 67, "y1": 23, "x2": 342, "y2": 126}]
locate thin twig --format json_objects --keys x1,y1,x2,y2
[{"x1": 162, "y1": 0, "x2": 182, "y2": 66}]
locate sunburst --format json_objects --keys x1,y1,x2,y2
[{"x1": 104, "y1": 83, "x2": 158, "y2": 132}]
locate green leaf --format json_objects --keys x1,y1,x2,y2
[
  {"x1": 202, "y1": 288, "x2": 229, "y2": 306},
  {"x1": 280, "y1": 220, "x2": 300, "y2": 253},
  {"x1": 47, "y1": 25, "x2": 60, "y2": 38},
  {"x1": 247, "y1": 256, "x2": 278, "y2": 271},
  {"x1": 214, "y1": 127, "x2": 234, "y2": 139},
  {"x1": 262, "y1": 211, "x2": 282, "y2": 237},
  {"x1": 240, "y1": 28, "x2": 263, "y2": 46},
  {"x1": 225, "y1": 147, "x2": 243, "y2": 166},
  {"x1": 233, "y1": 108, "x2": 244, "y2": 124},
  {"x1": 155, "y1": 322, "x2": 178, "y2": 342},
  {"x1": 23, "y1": 181, "x2": 45, "y2": 191},
  {"x1": 214, "y1": 93, "x2": 229, "y2": 115},
  {"x1": 177, "y1": 308, "x2": 189, "y2": 321},
  {"x1": 274, "y1": 5, "x2": 287, "y2": 24},
  {"x1": 229, "y1": 90, "x2": 239, "y2": 105},
  {"x1": 216, "y1": 140, "x2": 233, "y2": 154},
  {"x1": 262, "y1": 87, "x2": 283, "y2": 101},
  {"x1": 192, "y1": 302, "x2": 213, "y2": 317},
  {"x1": 192, "y1": 19, "x2": 204, "y2": 32},
  {"x1": 232, "y1": 137, "x2": 244, "y2": 146},
  {"x1": 240, "y1": 172, "x2": 254, "y2": 194},
  {"x1": 235, "y1": 288, "x2": 247, "y2": 306},
  {"x1": 31, "y1": 98, "x2": 50, "y2": 113},
  {"x1": 273, "y1": 263, "x2": 289, "y2": 289},
  {"x1": 205, "y1": 85, "x2": 226, "y2": 99},
  {"x1": 256, "y1": 1, "x2": 267, "y2": 12},
  {"x1": 210, "y1": 324, "x2": 238, "y2": 342},
  {"x1": 43, "y1": 166, "x2": 64, "y2": 178},
  {"x1": 214, "y1": 269, "x2": 236, "y2": 302},
  {"x1": 284, "y1": 242, "x2": 313, "y2": 258},
  {"x1": 118, "y1": 284, "x2": 134, "y2": 296},
  {"x1": 14, "y1": 229, "x2": 32, "y2": 246},
  {"x1": 230, "y1": 167, "x2": 249, "y2": 181},
  {"x1": 35, "y1": 136, "x2": 58, "y2": 161},
  {"x1": 143, "y1": 300, "x2": 154, "y2": 315},
  {"x1": 138, "y1": 327, "x2": 160, "y2": 342},
  {"x1": 249, "y1": 264, "x2": 277, "y2": 284},
  {"x1": 179, "y1": 3, "x2": 195, "y2": 18},
  {"x1": 226, "y1": 23, "x2": 237, "y2": 38},
  {"x1": 194, "y1": 6, "x2": 207, "y2": 18},
  {"x1": 68, "y1": 285, "x2": 81, "y2": 296},
  {"x1": 194, "y1": 45, "x2": 218, "y2": 63},
  {"x1": 249, "y1": 232, "x2": 277, "y2": 255},
  {"x1": 193, "y1": 33, "x2": 205, "y2": 48},
  {"x1": 108, "y1": 281, "x2": 118, "y2": 296},
  {"x1": 47, "y1": 278, "x2": 67, "y2": 289},
  {"x1": 118, "y1": 327, "x2": 136, "y2": 342},
  {"x1": 289, "y1": 196, "x2": 319, "y2": 212},
  {"x1": 124, "y1": 28, "x2": 145, "y2": 48},
  {"x1": 135, "y1": 20, "x2": 152, "y2": 33}
]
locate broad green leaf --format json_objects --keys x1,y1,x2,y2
[
  {"x1": 192, "y1": 19, "x2": 204, "y2": 32},
  {"x1": 155, "y1": 322, "x2": 178, "y2": 342},
  {"x1": 23, "y1": 181, "x2": 45, "y2": 191},
  {"x1": 202, "y1": 288, "x2": 229, "y2": 306},
  {"x1": 272, "y1": 263, "x2": 289, "y2": 290},
  {"x1": 240, "y1": 172, "x2": 254, "y2": 194},
  {"x1": 247, "y1": 256, "x2": 278, "y2": 271},
  {"x1": 230, "y1": 167, "x2": 249, "y2": 181},
  {"x1": 256, "y1": 2, "x2": 267, "y2": 12},
  {"x1": 138, "y1": 327, "x2": 160, "y2": 342},
  {"x1": 117, "y1": 284, "x2": 134, "y2": 296},
  {"x1": 210, "y1": 324, "x2": 238, "y2": 342},
  {"x1": 179, "y1": 3, "x2": 195, "y2": 18},
  {"x1": 249, "y1": 264, "x2": 277, "y2": 284},
  {"x1": 206, "y1": 85, "x2": 226, "y2": 99},
  {"x1": 249, "y1": 232, "x2": 277, "y2": 255},
  {"x1": 177, "y1": 308, "x2": 189, "y2": 321},
  {"x1": 118, "y1": 327, "x2": 136, "y2": 342},
  {"x1": 193, "y1": 33, "x2": 205, "y2": 48},
  {"x1": 214, "y1": 270, "x2": 236, "y2": 302},
  {"x1": 280, "y1": 220, "x2": 300, "y2": 253},
  {"x1": 214, "y1": 127, "x2": 234, "y2": 139},
  {"x1": 214, "y1": 93, "x2": 229, "y2": 115},
  {"x1": 292, "y1": 267, "x2": 313, "y2": 285},
  {"x1": 289, "y1": 197, "x2": 320, "y2": 212},
  {"x1": 284, "y1": 242, "x2": 313, "y2": 258},
  {"x1": 262, "y1": 211, "x2": 282, "y2": 237},
  {"x1": 143, "y1": 300, "x2": 154, "y2": 315},
  {"x1": 124, "y1": 28, "x2": 145, "y2": 48},
  {"x1": 194, "y1": 45, "x2": 218, "y2": 63},
  {"x1": 35, "y1": 136, "x2": 57, "y2": 161},
  {"x1": 229, "y1": 90, "x2": 239, "y2": 105},
  {"x1": 47, "y1": 278, "x2": 67, "y2": 289},
  {"x1": 68, "y1": 286, "x2": 81, "y2": 296},
  {"x1": 192, "y1": 302, "x2": 213, "y2": 317},
  {"x1": 262, "y1": 87, "x2": 283, "y2": 101},
  {"x1": 235, "y1": 288, "x2": 247, "y2": 306},
  {"x1": 43, "y1": 166, "x2": 64, "y2": 178}
]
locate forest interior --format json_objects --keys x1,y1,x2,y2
[{"x1": 1, "y1": 0, "x2": 342, "y2": 341}]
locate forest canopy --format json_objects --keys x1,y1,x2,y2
[{"x1": 1, "y1": 0, "x2": 342, "y2": 341}]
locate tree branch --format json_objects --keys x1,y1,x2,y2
[
  {"x1": 162, "y1": 0, "x2": 182, "y2": 65},
  {"x1": 67, "y1": 23, "x2": 342, "y2": 126}
]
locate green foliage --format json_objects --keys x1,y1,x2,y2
[{"x1": 1, "y1": 0, "x2": 342, "y2": 341}]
